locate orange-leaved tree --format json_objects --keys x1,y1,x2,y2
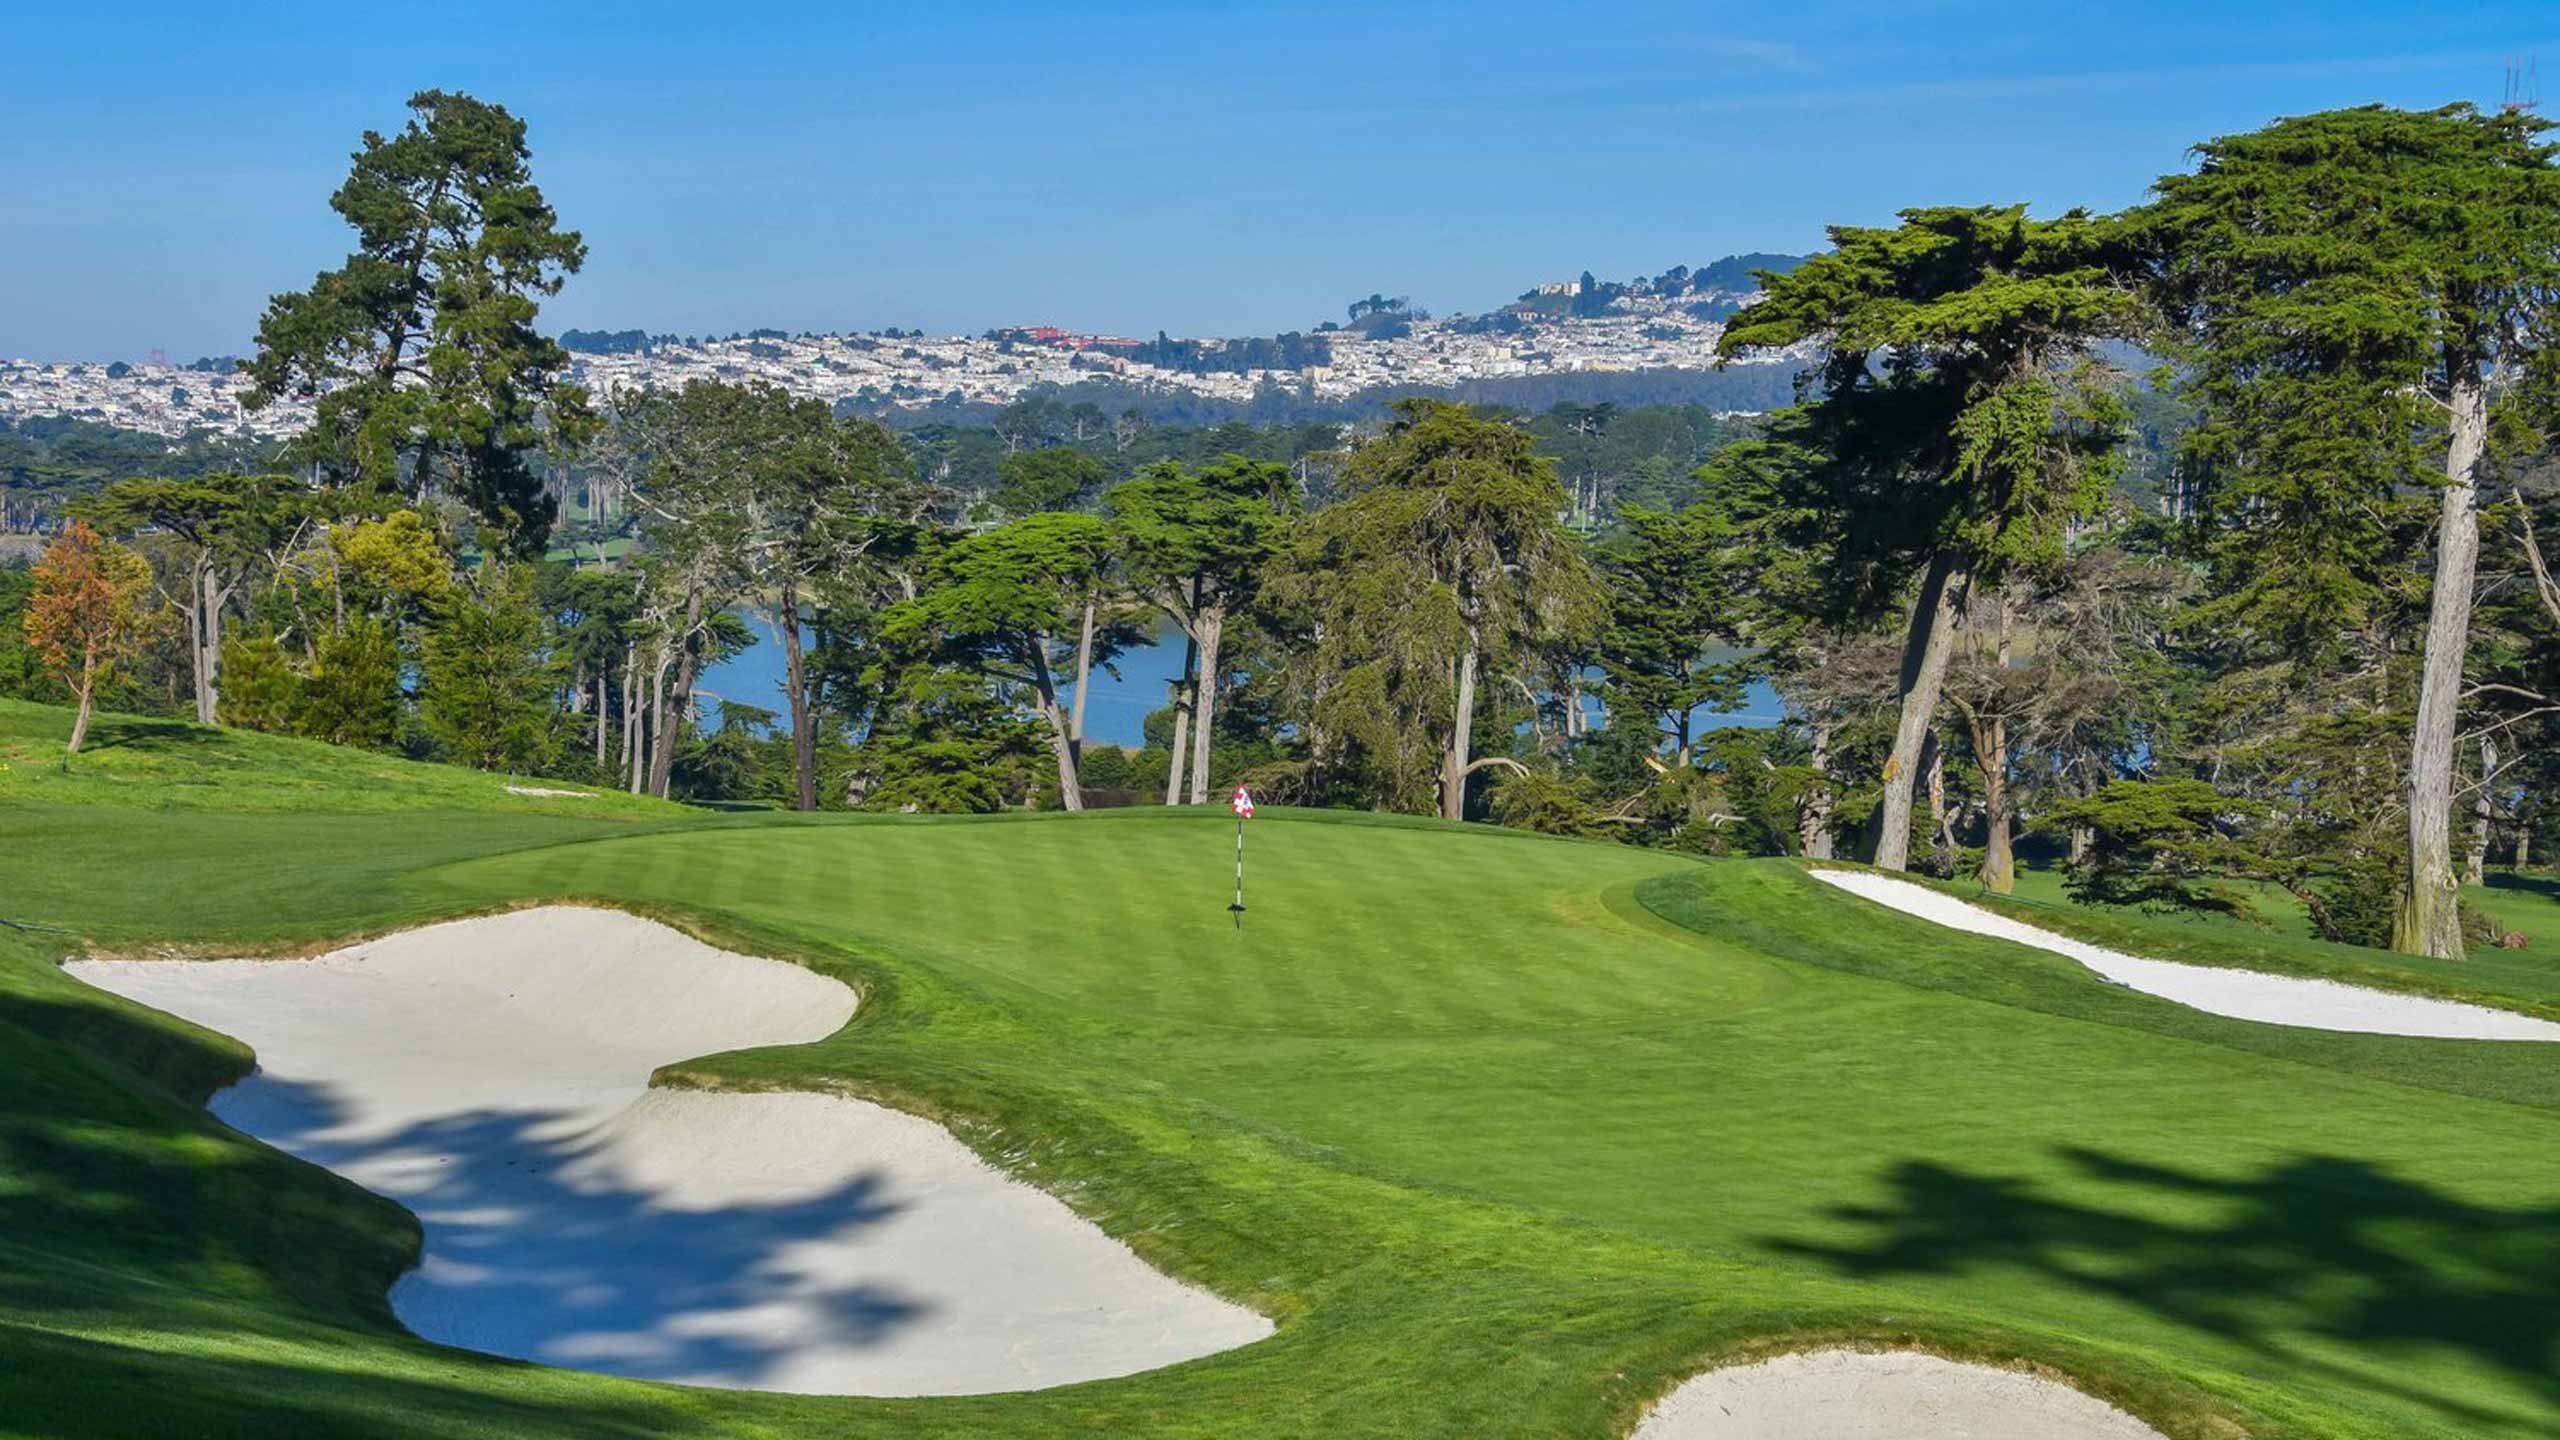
[{"x1": 25, "y1": 520, "x2": 156, "y2": 753}]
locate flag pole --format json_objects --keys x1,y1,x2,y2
[{"x1": 1230, "y1": 809, "x2": 1247, "y2": 930}]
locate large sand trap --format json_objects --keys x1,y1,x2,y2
[
  {"x1": 66, "y1": 908, "x2": 1271, "y2": 1395},
  {"x1": 1633, "y1": 1349, "x2": 2166, "y2": 1440},
  {"x1": 1812, "y1": 868, "x2": 2560, "y2": 1042}
]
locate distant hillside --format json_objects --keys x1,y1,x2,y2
[
  {"x1": 857, "y1": 364, "x2": 1805, "y2": 431},
  {"x1": 1687, "y1": 252, "x2": 1812, "y2": 291},
  {"x1": 1505, "y1": 253, "x2": 1816, "y2": 323},
  {"x1": 558, "y1": 328, "x2": 654, "y2": 355},
  {"x1": 554, "y1": 254, "x2": 1821, "y2": 367},
  {"x1": 0, "y1": 416, "x2": 281, "y2": 531}
]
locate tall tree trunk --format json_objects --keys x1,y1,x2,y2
[
  {"x1": 189, "y1": 555, "x2": 221, "y2": 726},
  {"x1": 1974, "y1": 591, "x2": 2017, "y2": 893},
  {"x1": 1188, "y1": 605, "x2": 1226, "y2": 806},
  {"x1": 2397, "y1": 366, "x2": 2488, "y2": 959},
  {"x1": 1800, "y1": 715, "x2": 1834, "y2": 859},
  {"x1": 778, "y1": 587, "x2": 818, "y2": 812},
  {"x1": 623, "y1": 643, "x2": 644, "y2": 793},
  {"x1": 2067, "y1": 756, "x2": 2098, "y2": 864},
  {"x1": 594, "y1": 666, "x2": 609, "y2": 771},
  {"x1": 67, "y1": 649, "x2": 97, "y2": 753},
  {"x1": 655, "y1": 652, "x2": 699, "y2": 801},
  {"x1": 643, "y1": 644, "x2": 672, "y2": 798},
  {"x1": 1873, "y1": 550, "x2": 1966, "y2": 871},
  {"x1": 650, "y1": 594, "x2": 706, "y2": 800},
  {"x1": 1030, "y1": 642, "x2": 1082, "y2": 811},
  {"x1": 1440, "y1": 630, "x2": 1480, "y2": 822},
  {"x1": 1923, "y1": 733, "x2": 1953, "y2": 872},
  {"x1": 2468, "y1": 732, "x2": 2499, "y2": 888},
  {"x1": 1069, "y1": 594, "x2": 1097, "y2": 767},
  {"x1": 1792, "y1": 707, "x2": 1832, "y2": 850},
  {"x1": 1163, "y1": 633, "x2": 1196, "y2": 806},
  {"x1": 1977, "y1": 713, "x2": 2014, "y2": 892},
  {"x1": 2519, "y1": 816, "x2": 2534, "y2": 871}
]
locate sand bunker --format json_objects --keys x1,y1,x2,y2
[
  {"x1": 66, "y1": 908, "x2": 1270, "y2": 1395},
  {"x1": 1812, "y1": 868, "x2": 2560, "y2": 1042},
  {"x1": 1633, "y1": 1349, "x2": 2166, "y2": 1440}
]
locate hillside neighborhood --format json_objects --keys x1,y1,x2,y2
[{"x1": 0, "y1": 269, "x2": 1802, "y2": 439}]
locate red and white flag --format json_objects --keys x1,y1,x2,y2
[{"x1": 1230, "y1": 785, "x2": 1256, "y2": 819}]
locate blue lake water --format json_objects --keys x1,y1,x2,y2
[{"x1": 700, "y1": 612, "x2": 1782, "y2": 747}]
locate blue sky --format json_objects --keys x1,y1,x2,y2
[{"x1": 4, "y1": 1, "x2": 2555, "y2": 361}]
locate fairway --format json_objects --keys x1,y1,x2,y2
[{"x1": 8, "y1": 778, "x2": 2560, "y2": 1437}]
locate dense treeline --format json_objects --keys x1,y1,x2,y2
[
  {"x1": 17, "y1": 90, "x2": 2560, "y2": 965},
  {"x1": 3, "y1": 398, "x2": 1748, "y2": 544},
  {"x1": 0, "y1": 419, "x2": 279, "y2": 531},
  {"x1": 861, "y1": 363, "x2": 1805, "y2": 430}
]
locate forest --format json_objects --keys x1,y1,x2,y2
[{"x1": 12, "y1": 88, "x2": 2560, "y2": 964}]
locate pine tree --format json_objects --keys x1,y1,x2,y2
[
  {"x1": 2136, "y1": 104, "x2": 2560, "y2": 957},
  {"x1": 243, "y1": 90, "x2": 592, "y2": 551}
]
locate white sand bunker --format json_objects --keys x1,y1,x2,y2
[
  {"x1": 1634, "y1": 1349, "x2": 2165, "y2": 1440},
  {"x1": 1812, "y1": 868, "x2": 2560, "y2": 1042},
  {"x1": 67, "y1": 908, "x2": 1270, "y2": 1395}
]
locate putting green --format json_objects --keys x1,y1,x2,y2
[
  {"x1": 428, "y1": 814, "x2": 1788, "y2": 1036},
  {"x1": 6, "y1": 727, "x2": 2558, "y2": 1439}
]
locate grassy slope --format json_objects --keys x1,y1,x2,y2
[{"x1": 4, "y1": 700, "x2": 2557, "y2": 1438}]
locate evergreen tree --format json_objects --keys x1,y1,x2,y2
[
  {"x1": 1715, "y1": 206, "x2": 2141, "y2": 870},
  {"x1": 1108, "y1": 455, "x2": 1294, "y2": 803},
  {"x1": 419, "y1": 567, "x2": 560, "y2": 772},
  {"x1": 2136, "y1": 103, "x2": 2560, "y2": 958},
  {"x1": 1271, "y1": 400, "x2": 1603, "y2": 819},
  {"x1": 879, "y1": 512, "x2": 1120, "y2": 810},
  {"x1": 243, "y1": 90, "x2": 593, "y2": 551},
  {"x1": 1593, "y1": 504, "x2": 1749, "y2": 767}
]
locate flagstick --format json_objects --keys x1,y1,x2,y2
[{"x1": 1230, "y1": 810, "x2": 1247, "y2": 930}]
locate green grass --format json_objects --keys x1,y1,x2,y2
[
  {"x1": 5, "y1": 701, "x2": 2559, "y2": 1438},
  {"x1": 0, "y1": 698, "x2": 675, "y2": 819}
]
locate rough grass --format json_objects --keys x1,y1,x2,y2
[
  {"x1": 4, "y1": 704, "x2": 2558, "y2": 1438},
  {"x1": 0, "y1": 697, "x2": 676, "y2": 818}
]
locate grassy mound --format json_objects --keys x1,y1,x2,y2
[
  {"x1": 4, "y1": 703, "x2": 2558, "y2": 1438},
  {"x1": 0, "y1": 698, "x2": 676, "y2": 818}
]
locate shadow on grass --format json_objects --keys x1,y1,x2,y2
[
  {"x1": 0, "y1": 1321, "x2": 690, "y2": 1440},
  {"x1": 2483, "y1": 870, "x2": 2560, "y2": 905},
  {"x1": 0, "y1": 986, "x2": 417, "y2": 1310},
  {"x1": 77, "y1": 715, "x2": 215, "y2": 755},
  {"x1": 1, "y1": 980, "x2": 248, "y2": 1101},
  {"x1": 1770, "y1": 1147, "x2": 2560, "y2": 1430}
]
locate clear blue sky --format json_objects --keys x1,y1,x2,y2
[{"x1": 5, "y1": 1, "x2": 2555, "y2": 361}]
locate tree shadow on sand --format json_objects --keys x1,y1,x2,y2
[
  {"x1": 1767, "y1": 1147, "x2": 2560, "y2": 1430},
  {"x1": 223, "y1": 1071, "x2": 930, "y2": 1389},
  {"x1": 0, "y1": 982, "x2": 933, "y2": 1422}
]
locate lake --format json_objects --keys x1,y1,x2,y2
[{"x1": 699, "y1": 611, "x2": 1782, "y2": 748}]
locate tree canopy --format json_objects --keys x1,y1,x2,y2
[{"x1": 243, "y1": 89, "x2": 592, "y2": 551}]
